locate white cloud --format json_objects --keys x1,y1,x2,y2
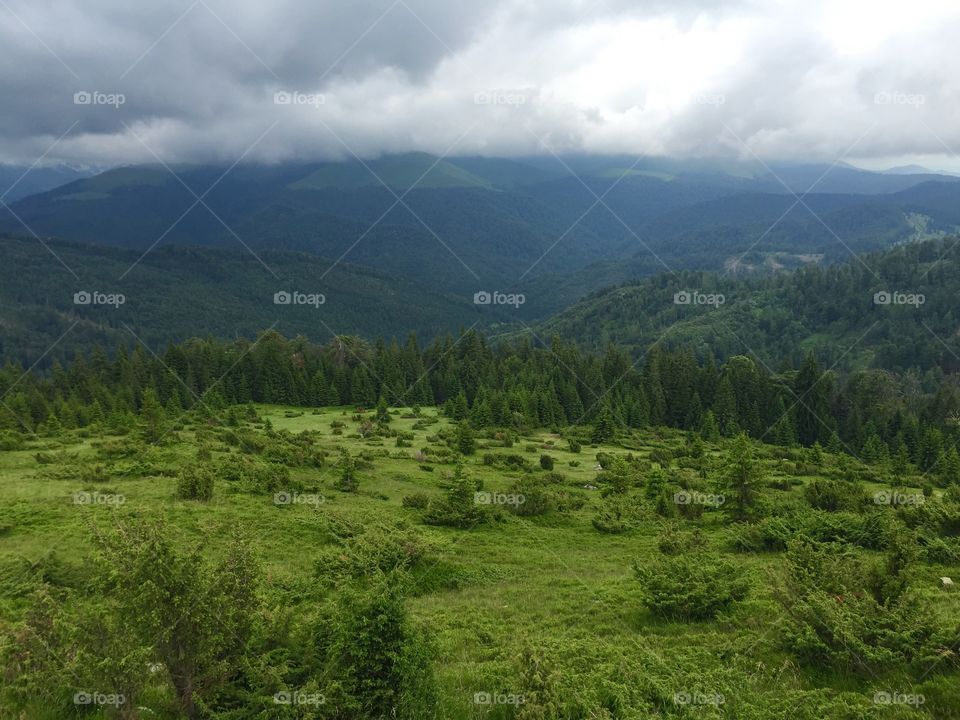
[{"x1": 0, "y1": 0, "x2": 959, "y2": 167}]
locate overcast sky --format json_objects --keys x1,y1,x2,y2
[{"x1": 2, "y1": 0, "x2": 959, "y2": 170}]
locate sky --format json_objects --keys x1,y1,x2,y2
[{"x1": 2, "y1": 0, "x2": 960, "y2": 170}]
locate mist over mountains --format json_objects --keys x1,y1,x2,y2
[{"x1": 2, "y1": 153, "x2": 959, "y2": 367}]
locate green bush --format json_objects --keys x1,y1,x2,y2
[
  {"x1": 633, "y1": 553, "x2": 749, "y2": 620},
  {"x1": 592, "y1": 495, "x2": 643, "y2": 534},
  {"x1": 0, "y1": 431, "x2": 26, "y2": 451},
  {"x1": 774, "y1": 539, "x2": 946, "y2": 674},
  {"x1": 803, "y1": 478, "x2": 868, "y2": 512},
  {"x1": 324, "y1": 580, "x2": 437, "y2": 719},
  {"x1": 402, "y1": 492, "x2": 430, "y2": 509},
  {"x1": 176, "y1": 462, "x2": 215, "y2": 501},
  {"x1": 423, "y1": 465, "x2": 490, "y2": 528},
  {"x1": 216, "y1": 454, "x2": 292, "y2": 494}
]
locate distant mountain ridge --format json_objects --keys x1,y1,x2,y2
[
  {"x1": 0, "y1": 164, "x2": 96, "y2": 202},
  {"x1": 5, "y1": 153, "x2": 960, "y2": 325}
]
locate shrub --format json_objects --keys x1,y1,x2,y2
[
  {"x1": 335, "y1": 450, "x2": 359, "y2": 493},
  {"x1": 774, "y1": 539, "x2": 945, "y2": 674},
  {"x1": 0, "y1": 431, "x2": 26, "y2": 451},
  {"x1": 507, "y1": 475, "x2": 554, "y2": 516},
  {"x1": 803, "y1": 478, "x2": 868, "y2": 512},
  {"x1": 216, "y1": 455, "x2": 292, "y2": 494},
  {"x1": 423, "y1": 465, "x2": 489, "y2": 528},
  {"x1": 325, "y1": 580, "x2": 437, "y2": 719},
  {"x1": 657, "y1": 523, "x2": 708, "y2": 556},
  {"x1": 176, "y1": 462, "x2": 215, "y2": 501},
  {"x1": 592, "y1": 495, "x2": 643, "y2": 534},
  {"x1": 648, "y1": 448, "x2": 673, "y2": 466},
  {"x1": 317, "y1": 521, "x2": 441, "y2": 581},
  {"x1": 633, "y1": 553, "x2": 749, "y2": 620},
  {"x1": 402, "y1": 493, "x2": 430, "y2": 509},
  {"x1": 539, "y1": 454, "x2": 554, "y2": 470}
]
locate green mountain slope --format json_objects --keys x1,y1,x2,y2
[
  {"x1": 0, "y1": 234, "x2": 501, "y2": 366},
  {"x1": 4, "y1": 155, "x2": 960, "y2": 324},
  {"x1": 539, "y1": 237, "x2": 960, "y2": 373}
]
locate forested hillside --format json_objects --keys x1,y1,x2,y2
[
  {"x1": 0, "y1": 234, "x2": 484, "y2": 365},
  {"x1": 3, "y1": 156, "x2": 959, "y2": 322},
  {"x1": 542, "y1": 237, "x2": 960, "y2": 372}
]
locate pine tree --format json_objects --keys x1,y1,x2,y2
[
  {"x1": 892, "y1": 440, "x2": 910, "y2": 484},
  {"x1": 334, "y1": 449, "x2": 358, "y2": 492},
  {"x1": 719, "y1": 433, "x2": 763, "y2": 522},
  {"x1": 940, "y1": 446, "x2": 960, "y2": 486},
  {"x1": 793, "y1": 354, "x2": 830, "y2": 447},
  {"x1": 376, "y1": 394, "x2": 391, "y2": 425},
  {"x1": 449, "y1": 391, "x2": 469, "y2": 421},
  {"x1": 139, "y1": 387, "x2": 165, "y2": 443},
  {"x1": 591, "y1": 405, "x2": 616, "y2": 444},
  {"x1": 321, "y1": 379, "x2": 341, "y2": 407},
  {"x1": 455, "y1": 423, "x2": 475, "y2": 455},
  {"x1": 713, "y1": 376, "x2": 739, "y2": 437},
  {"x1": 861, "y1": 433, "x2": 886, "y2": 465}
]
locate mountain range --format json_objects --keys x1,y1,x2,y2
[{"x1": 3, "y1": 154, "x2": 960, "y2": 366}]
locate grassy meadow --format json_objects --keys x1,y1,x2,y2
[{"x1": 1, "y1": 404, "x2": 959, "y2": 719}]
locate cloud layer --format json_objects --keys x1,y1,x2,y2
[{"x1": 2, "y1": 0, "x2": 959, "y2": 168}]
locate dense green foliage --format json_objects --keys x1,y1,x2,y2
[
  {"x1": 0, "y1": 234, "x2": 480, "y2": 366},
  {"x1": 543, "y1": 237, "x2": 960, "y2": 371},
  {"x1": 3, "y1": 326, "x2": 960, "y2": 482}
]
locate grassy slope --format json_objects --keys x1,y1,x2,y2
[{"x1": 1, "y1": 407, "x2": 958, "y2": 718}]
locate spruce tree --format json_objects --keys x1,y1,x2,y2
[
  {"x1": 591, "y1": 405, "x2": 616, "y2": 444},
  {"x1": 455, "y1": 423, "x2": 475, "y2": 455},
  {"x1": 719, "y1": 433, "x2": 763, "y2": 522}
]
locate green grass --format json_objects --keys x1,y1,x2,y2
[{"x1": 1, "y1": 406, "x2": 958, "y2": 718}]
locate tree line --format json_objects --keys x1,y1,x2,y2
[{"x1": 2, "y1": 329, "x2": 959, "y2": 473}]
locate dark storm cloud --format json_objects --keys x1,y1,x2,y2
[{"x1": 0, "y1": 0, "x2": 958, "y2": 168}]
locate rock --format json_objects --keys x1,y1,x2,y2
[
  {"x1": 583, "y1": 484, "x2": 598, "y2": 490},
  {"x1": 941, "y1": 577, "x2": 954, "y2": 590}
]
